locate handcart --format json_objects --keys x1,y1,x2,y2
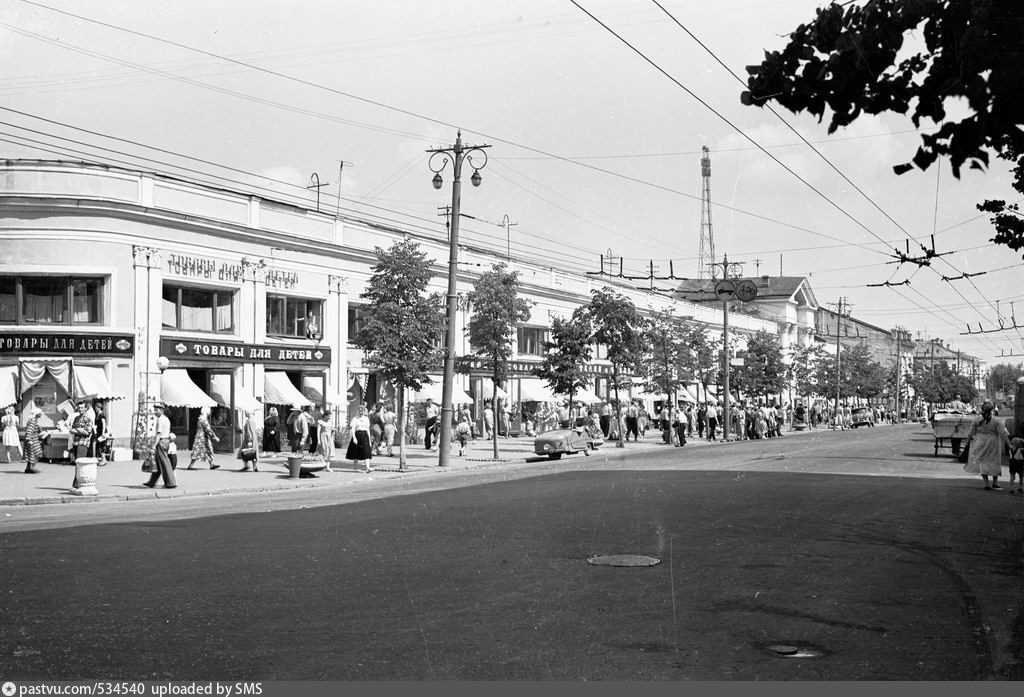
[{"x1": 930, "y1": 411, "x2": 973, "y2": 456}]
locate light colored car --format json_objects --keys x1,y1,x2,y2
[
  {"x1": 533, "y1": 427, "x2": 603, "y2": 459},
  {"x1": 850, "y1": 407, "x2": 875, "y2": 428}
]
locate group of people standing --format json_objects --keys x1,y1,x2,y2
[{"x1": 1, "y1": 400, "x2": 114, "y2": 480}]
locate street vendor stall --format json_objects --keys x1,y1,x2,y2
[{"x1": 931, "y1": 410, "x2": 973, "y2": 456}]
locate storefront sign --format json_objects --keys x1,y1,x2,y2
[
  {"x1": 0, "y1": 332, "x2": 134, "y2": 356},
  {"x1": 456, "y1": 357, "x2": 614, "y2": 376},
  {"x1": 166, "y1": 253, "x2": 299, "y2": 289},
  {"x1": 161, "y1": 338, "x2": 331, "y2": 365}
]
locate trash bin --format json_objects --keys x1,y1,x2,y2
[
  {"x1": 287, "y1": 455, "x2": 303, "y2": 479},
  {"x1": 71, "y1": 457, "x2": 99, "y2": 496}
]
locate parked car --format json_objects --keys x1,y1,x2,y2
[
  {"x1": 850, "y1": 407, "x2": 875, "y2": 428},
  {"x1": 533, "y1": 426, "x2": 603, "y2": 459}
]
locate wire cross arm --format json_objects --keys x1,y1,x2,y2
[
  {"x1": 941, "y1": 271, "x2": 987, "y2": 282},
  {"x1": 866, "y1": 279, "x2": 910, "y2": 287}
]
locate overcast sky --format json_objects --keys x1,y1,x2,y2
[{"x1": 1, "y1": 0, "x2": 1020, "y2": 368}]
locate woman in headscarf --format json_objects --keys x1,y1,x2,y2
[
  {"x1": 238, "y1": 408, "x2": 259, "y2": 472},
  {"x1": 23, "y1": 404, "x2": 42, "y2": 473},
  {"x1": 262, "y1": 406, "x2": 280, "y2": 453},
  {"x1": 188, "y1": 405, "x2": 220, "y2": 470},
  {"x1": 964, "y1": 401, "x2": 1013, "y2": 490}
]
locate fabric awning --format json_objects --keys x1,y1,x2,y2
[
  {"x1": 413, "y1": 376, "x2": 473, "y2": 404},
  {"x1": 573, "y1": 387, "x2": 601, "y2": 404},
  {"x1": 477, "y1": 379, "x2": 509, "y2": 401},
  {"x1": 264, "y1": 371, "x2": 312, "y2": 407},
  {"x1": 301, "y1": 376, "x2": 324, "y2": 403},
  {"x1": 20, "y1": 359, "x2": 70, "y2": 395},
  {"x1": 518, "y1": 378, "x2": 556, "y2": 402},
  {"x1": 234, "y1": 393, "x2": 263, "y2": 413},
  {"x1": 73, "y1": 365, "x2": 124, "y2": 401},
  {"x1": 160, "y1": 369, "x2": 217, "y2": 408},
  {"x1": 0, "y1": 365, "x2": 17, "y2": 408}
]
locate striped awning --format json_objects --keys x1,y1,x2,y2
[
  {"x1": 73, "y1": 365, "x2": 124, "y2": 401},
  {"x1": 160, "y1": 369, "x2": 217, "y2": 408},
  {"x1": 264, "y1": 371, "x2": 312, "y2": 407},
  {"x1": 0, "y1": 365, "x2": 17, "y2": 408}
]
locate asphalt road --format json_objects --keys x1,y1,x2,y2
[{"x1": 2, "y1": 424, "x2": 1023, "y2": 681}]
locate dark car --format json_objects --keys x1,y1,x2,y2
[{"x1": 851, "y1": 407, "x2": 875, "y2": 428}]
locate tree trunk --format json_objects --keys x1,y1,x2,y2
[
  {"x1": 493, "y1": 364, "x2": 501, "y2": 460},
  {"x1": 613, "y1": 364, "x2": 624, "y2": 448},
  {"x1": 397, "y1": 385, "x2": 407, "y2": 471}
]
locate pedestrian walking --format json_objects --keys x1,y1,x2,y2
[
  {"x1": 424, "y1": 398, "x2": 440, "y2": 450},
  {"x1": 369, "y1": 403, "x2": 385, "y2": 455},
  {"x1": 92, "y1": 402, "x2": 112, "y2": 465},
  {"x1": 262, "y1": 406, "x2": 281, "y2": 453},
  {"x1": 346, "y1": 405, "x2": 373, "y2": 472},
  {"x1": 23, "y1": 404, "x2": 42, "y2": 473},
  {"x1": 143, "y1": 402, "x2": 177, "y2": 489},
  {"x1": 188, "y1": 406, "x2": 220, "y2": 470},
  {"x1": 963, "y1": 401, "x2": 1012, "y2": 490},
  {"x1": 483, "y1": 400, "x2": 495, "y2": 439},
  {"x1": 1008, "y1": 437, "x2": 1024, "y2": 494},
  {"x1": 238, "y1": 409, "x2": 259, "y2": 472},
  {"x1": 706, "y1": 402, "x2": 718, "y2": 441},
  {"x1": 1, "y1": 404, "x2": 22, "y2": 463},
  {"x1": 317, "y1": 410, "x2": 335, "y2": 471},
  {"x1": 382, "y1": 404, "x2": 397, "y2": 456},
  {"x1": 673, "y1": 405, "x2": 687, "y2": 447},
  {"x1": 69, "y1": 400, "x2": 94, "y2": 489}
]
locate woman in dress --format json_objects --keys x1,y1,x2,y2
[
  {"x1": 1, "y1": 404, "x2": 22, "y2": 463},
  {"x1": 23, "y1": 404, "x2": 42, "y2": 473},
  {"x1": 345, "y1": 405, "x2": 373, "y2": 472},
  {"x1": 262, "y1": 407, "x2": 280, "y2": 453},
  {"x1": 188, "y1": 405, "x2": 220, "y2": 470},
  {"x1": 238, "y1": 409, "x2": 259, "y2": 472},
  {"x1": 317, "y1": 410, "x2": 335, "y2": 471},
  {"x1": 964, "y1": 401, "x2": 1013, "y2": 490}
]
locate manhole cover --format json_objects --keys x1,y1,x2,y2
[
  {"x1": 767, "y1": 644, "x2": 799, "y2": 655},
  {"x1": 765, "y1": 643, "x2": 824, "y2": 658},
  {"x1": 587, "y1": 554, "x2": 661, "y2": 567}
]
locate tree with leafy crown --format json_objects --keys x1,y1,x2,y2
[
  {"x1": 742, "y1": 0, "x2": 1024, "y2": 254},
  {"x1": 466, "y1": 264, "x2": 532, "y2": 459},
  {"x1": 352, "y1": 239, "x2": 444, "y2": 471},
  {"x1": 533, "y1": 308, "x2": 594, "y2": 423},
  {"x1": 586, "y1": 288, "x2": 645, "y2": 448}
]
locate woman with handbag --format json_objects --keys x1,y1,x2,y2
[
  {"x1": 238, "y1": 409, "x2": 259, "y2": 472},
  {"x1": 262, "y1": 407, "x2": 280, "y2": 453}
]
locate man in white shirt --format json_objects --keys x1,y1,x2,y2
[
  {"x1": 144, "y1": 402, "x2": 177, "y2": 489},
  {"x1": 705, "y1": 402, "x2": 719, "y2": 441},
  {"x1": 424, "y1": 398, "x2": 440, "y2": 450}
]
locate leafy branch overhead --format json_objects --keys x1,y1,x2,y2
[{"x1": 742, "y1": 0, "x2": 1024, "y2": 252}]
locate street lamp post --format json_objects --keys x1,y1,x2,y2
[{"x1": 427, "y1": 131, "x2": 490, "y2": 467}]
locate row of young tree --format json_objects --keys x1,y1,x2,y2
[{"x1": 351, "y1": 239, "x2": 980, "y2": 468}]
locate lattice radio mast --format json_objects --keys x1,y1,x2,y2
[{"x1": 698, "y1": 145, "x2": 715, "y2": 278}]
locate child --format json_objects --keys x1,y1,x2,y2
[
  {"x1": 1009, "y1": 437, "x2": 1024, "y2": 493},
  {"x1": 455, "y1": 420, "x2": 472, "y2": 457},
  {"x1": 167, "y1": 433, "x2": 178, "y2": 470}
]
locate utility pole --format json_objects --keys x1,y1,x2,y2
[
  {"x1": 335, "y1": 160, "x2": 353, "y2": 218},
  {"x1": 893, "y1": 326, "x2": 905, "y2": 422},
  {"x1": 831, "y1": 298, "x2": 850, "y2": 429},
  {"x1": 706, "y1": 254, "x2": 744, "y2": 441},
  {"x1": 501, "y1": 214, "x2": 518, "y2": 262}
]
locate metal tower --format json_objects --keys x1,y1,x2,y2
[{"x1": 698, "y1": 145, "x2": 715, "y2": 278}]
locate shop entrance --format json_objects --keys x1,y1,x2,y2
[{"x1": 167, "y1": 368, "x2": 235, "y2": 453}]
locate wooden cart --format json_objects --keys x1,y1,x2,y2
[{"x1": 931, "y1": 412, "x2": 973, "y2": 456}]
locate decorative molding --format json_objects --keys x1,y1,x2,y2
[
  {"x1": 132, "y1": 245, "x2": 161, "y2": 268},
  {"x1": 328, "y1": 274, "x2": 349, "y2": 294}
]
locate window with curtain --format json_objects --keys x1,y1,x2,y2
[
  {"x1": 162, "y1": 284, "x2": 234, "y2": 333},
  {"x1": 517, "y1": 327, "x2": 548, "y2": 356},
  {"x1": 0, "y1": 276, "x2": 103, "y2": 325},
  {"x1": 266, "y1": 295, "x2": 323, "y2": 338}
]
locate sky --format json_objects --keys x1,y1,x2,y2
[{"x1": 1, "y1": 0, "x2": 1021, "y2": 369}]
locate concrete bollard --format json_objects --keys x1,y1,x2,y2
[{"x1": 71, "y1": 457, "x2": 100, "y2": 496}]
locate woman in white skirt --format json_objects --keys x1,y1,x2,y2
[
  {"x1": 345, "y1": 405, "x2": 373, "y2": 472},
  {"x1": 1, "y1": 404, "x2": 22, "y2": 463}
]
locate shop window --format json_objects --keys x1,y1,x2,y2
[
  {"x1": 267, "y1": 295, "x2": 323, "y2": 339},
  {"x1": 0, "y1": 276, "x2": 103, "y2": 325},
  {"x1": 162, "y1": 284, "x2": 234, "y2": 333},
  {"x1": 517, "y1": 326, "x2": 548, "y2": 356}
]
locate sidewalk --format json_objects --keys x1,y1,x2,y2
[{"x1": 0, "y1": 427, "x2": 806, "y2": 506}]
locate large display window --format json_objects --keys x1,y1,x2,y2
[
  {"x1": 0, "y1": 276, "x2": 103, "y2": 325},
  {"x1": 162, "y1": 284, "x2": 234, "y2": 333},
  {"x1": 266, "y1": 295, "x2": 322, "y2": 339}
]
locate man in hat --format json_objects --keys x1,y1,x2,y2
[{"x1": 144, "y1": 402, "x2": 177, "y2": 489}]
